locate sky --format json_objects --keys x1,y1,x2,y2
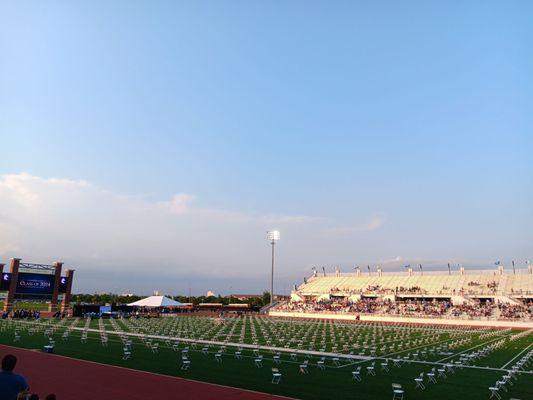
[{"x1": 0, "y1": 1, "x2": 532, "y2": 295}]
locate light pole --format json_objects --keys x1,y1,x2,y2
[{"x1": 267, "y1": 230, "x2": 280, "y2": 305}]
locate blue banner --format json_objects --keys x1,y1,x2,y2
[
  {"x1": 1, "y1": 273, "x2": 68, "y2": 296},
  {"x1": 59, "y1": 276, "x2": 68, "y2": 293},
  {"x1": 15, "y1": 272, "x2": 55, "y2": 296},
  {"x1": 1, "y1": 272, "x2": 11, "y2": 291},
  {"x1": 100, "y1": 305, "x2": 111, "y2": 314}
]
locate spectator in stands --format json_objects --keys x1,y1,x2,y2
[
  {"x1": 0, "y1": 354, "x2": 29, "y2": 400},
  {"x1": 44, "y1": 395, "x2": 56, "y2": 400}
]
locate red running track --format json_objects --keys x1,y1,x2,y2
[{"x1": 0, "y1": 345, "x2": 295, "y2": 400}]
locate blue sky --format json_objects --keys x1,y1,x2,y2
[{"x1": 1, "y1": 1, "x2": 531, "y2": 295}]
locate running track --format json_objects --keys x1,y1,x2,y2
[{"x1": 0, "y1": 344, "x2": 296, "y2": 400}]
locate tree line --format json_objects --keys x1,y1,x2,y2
[{"x1": 71, "y1": 292, "x2": 271, "y2": 307}]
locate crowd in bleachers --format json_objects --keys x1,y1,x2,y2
[
  {"x1": 330, "y1": 285, "x2": 433, "y2": 295},
  {"x1": 277, "y1": 297, "x2": 533, "y2": 320},
  {"x1": 300, "y1": 272, "x2": 533, "y2": 298},
  {"x1": 326, "y1": 283, "x2": 505, "y2": 296},
  {"x1": 398, "y1": 286, "x2": 424, "y2": 294},
  {"x1": 498, "y1": 302, "x2": 533, "y2": 320},
  {"x1": 285, "y1": 272, "x2": 533, "y2": 322},
  {"x1": 449, "y1": 302, "x2": 493, "y2": 318},
  {"x1": 278, "y1": 298, "x2": 452, "y2": 317},
  {"x1": 467, "y1": 280, "x2": 499, "y2": 294}
]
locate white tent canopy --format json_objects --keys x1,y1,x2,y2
[{"x1": 127, "y1": 295, "x2": 184, "y2": 308}]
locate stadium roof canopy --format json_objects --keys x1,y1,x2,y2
[{"x1": 127, "y1": 295, "x2": 184, "y2": 307}]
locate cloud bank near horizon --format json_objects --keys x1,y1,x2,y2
[
  {"x1": 1, "y1": 173, "x2": 529, "y2": 295},
  {"x1": 0, "y1": 173, "x2": 387, "y2": 294}
]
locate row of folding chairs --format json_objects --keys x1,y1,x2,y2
[{"x1": 489, "y1": 348, "x2": 532, "y2": 400}]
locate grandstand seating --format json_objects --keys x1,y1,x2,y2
[
  {"x1": 298, "y1": 271, "x2": 533, "y2": 297},
  {"x1": 275, "y1": 270, "x2": 533, "y2": 322}
]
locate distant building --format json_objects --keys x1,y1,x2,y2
[{"x1": 206, "y1": 290, "x2": 216, "y2": 297}]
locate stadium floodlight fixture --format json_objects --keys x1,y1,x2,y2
[
  {"x1": 267, "y1": 230, "x2": 280, "y2": 242},
  {"x1": 266, "y1": 230, "x2": 280, "y2": 306}
]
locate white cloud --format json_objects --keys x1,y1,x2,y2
[
  {"x1": 321, "y1": 214, "x2": 385, "y2": 237},
  {"x1": 0, "y1": 173, "x2": 386, "y2": 293},
  {"x1": 164, "y1": 193, "x2": 196, "y2": 215},
  {"x1": 0, "y1": 222, "x2": 19, "y2": 254}
]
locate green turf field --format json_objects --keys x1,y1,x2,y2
[{"x1": 0, "y1": 316, "x2": 531, "y2": 400}]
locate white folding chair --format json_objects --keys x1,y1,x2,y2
[
  {"x1": 366, "y1": 362, "x2": 376, "y2": 376},
  {"x1": 299, "y1": 359, "x2": 309, "y2": 374},
  {"x1": 392, "y1": 383, "x2": 404, "y2": 400},
  {"x1": 381, "y1": 361, "x2": 389, "y2": 372},
  {"x1": 415, "y1": 372, "x2": 425, "y2": 389},
  {"x1": 488, "y1": 386, "x2": 501, "y2": 400},
  {"x1": 352, "y1": 366, "x2": 362, "y2": 381},
  {"x1": 181, "y1": 360, "x2": 191, "y2": 370},
  {"x1": 427, "y1": 367, "x2": 437, "y2": 384},
  {"x1": 122, "y1": 348, "x2": 131, "y2": 360},
  {"x1": 271, "y1": 368, "x2": 282, "y2": 384}
]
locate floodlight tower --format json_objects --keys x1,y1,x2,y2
[{"x1": 267, "y1": 230, "x2": 280, "y2": 305}]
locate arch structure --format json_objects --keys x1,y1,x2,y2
[{"x1": 0, "y1": 258, "x2": 75, "y2": 312}]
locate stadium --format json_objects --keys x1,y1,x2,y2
[
  {"x1": 272, "y1": 266, "x2": 533, "y2": 328},
  {"x1": 0, "y1": 256, "x2": 531, "y2": 400},
  {"x1": 2, "y1": 2, "x2": 532, "y2": 400}
]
